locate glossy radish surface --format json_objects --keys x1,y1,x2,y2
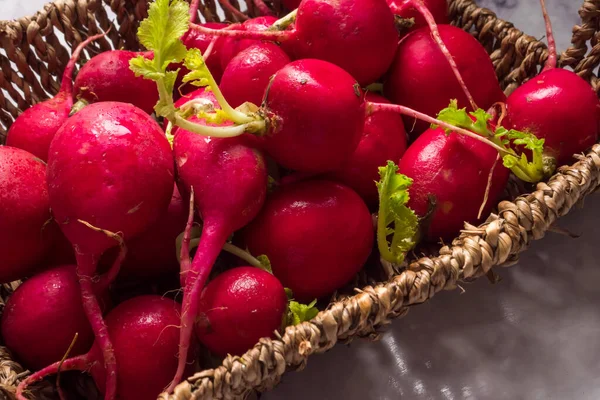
[
  {"x1": 195, "y1": 267, "x2": 287, "y2": 356},
  {"x1": 73, "y1": 50, "x2": 159, "y2": 115},
  {"x1": 219, "y1": 16, "x2": 278, "y2": 70},
  {"x1": 262, "y1": 59, "x2": 365, "y2": 173},
  {"x1": 1, "y1": 265, "x2": 97, "y2": 370},
  {"x1": 6, "y1": 33, "x2": 105, "y2": 161},
  {"x1": 241, "y1": 180, "x2": 374, "y2": 302},
  {"x1": 0, "y1": 146, "x2": 52, "y2": 284},
  {"x1": 326, "y1": 92, "x2": 408, "y2": 207},
  {"x1": 220, "y1": 42, "x2": 291, "y2": 108},
  {"x1": 398, "y1": 126, "x2": 510, "y2": 241},
  {"x1": 384, "y1": 24, "x2": 506, "y2": 138}
]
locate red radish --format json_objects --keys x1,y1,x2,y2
[
  {"x1": 325, "y1": 92, "x2": 407, "y2": 207},
  {"x1": 241, "y1": 180, "x2": 374, "y2": 302},
  {"x1": 16, "y1": 296, "x2": 191, "y2": 400},
  {"x1": 5, "y1": 33, "x2": 105, "y2": 161},
  {"x1": 262, "y1": 59, "x2": 365, "y2": 173},
  {"x1": 73, "y1": 50, "x2": 159, "y2": 115},
  {"x1": 220, "y1": 42, "x2": 291, "y2": 108},
  {"x1": 191, "y1": 0, "x2": 399, "y2": 86},
  {"x1": 168, "y1": 124, "x2": 268, "y2": 390},
  {"x1": 384, "y1": 24, "x2": 506, "y2": 138},
  {"x1": 219, "y1": 16, "x2": 278, "y2": 70},
  {"x1": 47, "y1": 101, "x2": 174, "y2": 398},
  {"x1": 504, "y1": 0, "x2": 600, "y2": 166},
  {"x1": 1, "y1": 265, "x2": 97, "y2": 370},
  {"x1": 0, "y1": 146, "x2": 53, "y2": 283},
  {"x1": 181, "y1": 22, "x2": 228, "y2": 84},
  {"x1": 195, "y1": 266, "x2": 287, "y2": 356},
  {"x1": 164, "y1": 87, "x2": 220, "y2": 132},
  {"x1": 398, "y1": 126, "x2": 510, "y2": 240},
  {"x1": 102, "y1": 185, "x2": 188, "y2": 280},
  {"x1": 387, "y1": 0, "x2": 448, "y2": 30}
]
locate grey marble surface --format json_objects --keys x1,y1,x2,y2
[{"x1": 1, "y1": 1, "x2": 596, "y2": 400}]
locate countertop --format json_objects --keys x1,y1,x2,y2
[{"x1": 2, "y1": 0, "x2": 595, "y2": 399}]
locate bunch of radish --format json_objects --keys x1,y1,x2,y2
[{"x1": 0, "y1": 0, "x2": 597, "y2": 398}]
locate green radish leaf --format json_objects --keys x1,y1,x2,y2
[
  {"x1": 284, "y1": 288, "x2": 294, "y2": 300},
  {"x1": 376, "y1": 161, "x2": 419, "y2": 265},
  {"x1": 287, "y1": 300, "x2": 318, "y2": 326},
  {"x1": 256, "y1": 254, "x2": 273, "y2": 274},
  {"x1": 434, "y1": 99, "x2": 490, "y2": 136},
  {"x1": 182, "y1": 48, "x2": 211, "y2": 88}
]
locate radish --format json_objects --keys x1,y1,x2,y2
[
  {"x1": 325, "y1": 92, "x2": 407, "y2": 207},
  {"x1": 15, "y1": 295, "x2": 192, "y2": 400},
  {"x1": 195, "y1": 266, "x2": 288, "y2": 356},
  {"x1": 387, "y1": 0, "x2": 448, "y2": 30},
  {"x1": 504, "y1": 0, "x2": 600, "y2": 166},
  {"x1": 73, "y1": 50, "x2": 159, "y2": 115},
  {"x1": 1, "y1": 265, "x2": 99, "y2": 371},
  {"x1": 168, "y1": 122, "x2": 268, "y2": 390},
  {"x1": 241, "y1": 179, "x2": 374, "y2": 302},
  {"x1": 47, "y1": 101, "x2": 174, "y2": 399},
  {"x1": 5, "y1": 33, "x2": 106, "y2": 161},
  {"x1": 0, "y1": 146, "x2": 53, "y2": 284},
  {"x1": 397, "y1": 125, "x2": 510, "y2": 240},
  {"x1": 220, "y1": 42, "x2": 291, "y2": 108},
  {"x1": 190, "y1": 0, "x2": 399, "y2": 86},
  {"x1": 219, "y1": 16, "x2": 278, "y2": 70},
  {"x1": 384, "y1": 24, "x2": 506, "y2": 138}
]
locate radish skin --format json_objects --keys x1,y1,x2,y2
[
  {"x1": 5, "y1": 33, "x2": 106, "y2": 161},
  {"x1": 47, "y1": 101, "x2": 174, "y2": 399}
]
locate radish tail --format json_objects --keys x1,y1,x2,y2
[
  {"x1": 190, "y1": 22, "x2": 292, "y2": 41},
  {"x1": 253, "y1": 0, "x2": 275, "y2": 16},
  {"x1": 409, "y1": 0, "x2": 478, "y2": 110},
  {"x1": 167, "y1": 222, "x2": 230, "y2": 393},
  {"x1": 75, "y1": 252, "x2": 117, "y2": 400},
  {"x1": 217, "y1": 0, "x2": 249, "y2": 21},
  {"x1": 59, "y1": 31, "x2": 108, "y2": 98},
  {"x1": 539, "y1": 0, "x2": 557, "y2": 71},
  {"x1": 189, "y1": 0, "x2": 200, "y2": 22},
  {"x1": 16, "y1": 355, "x2": 89, "y2": 400},
  {"x1": 179, "y1": 187, "x2": 196, "y2": 287}
]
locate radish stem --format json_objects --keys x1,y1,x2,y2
[
  {"x1": 16, "y1": 355, "x2": 89, "y2": 400},
  {"x1": 270, "y1": 9, "x2": 297, "y2": 31},
  {"x1": 409, "y1": 0, "x2": 477, "y2": 110},
  {"x1": 190, "y1": 22, "x2": 292, "y2": 41}
]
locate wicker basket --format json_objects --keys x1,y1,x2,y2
[{"x1": 1, "y1": 0, "x2": 600, "y2": 399}]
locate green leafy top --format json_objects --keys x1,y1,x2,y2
[
  {"x1": 256, "y1": 254, "x2": 273, "y2": 274},
  {"x1": 129, "y1": 0, "x2": 189, "y2": 118},
  {"x1": 434, "y1": 100, "x2": 552, "y2": 183},
  {"x1": 287, "y1": 300, "x2": 319, "y2": 326},
  {"x1": 376, "y1": 161, "x2": 419, "y2": 266}
]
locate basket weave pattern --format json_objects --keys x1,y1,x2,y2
[{"x1": 1, "y1": 0, "x2": 599, "y2": 399}]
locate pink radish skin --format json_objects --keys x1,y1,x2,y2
[
  {"x1": 1, "y1": 265, "x2": 99, "y2": 370},
  {"x1": 102, "y1": 185, "x2": 188, "y2": 280},
  {"x1": 5, "y1": 33, "x2": 105, "y2": 161},
  {"x1": 73, "y1": 50, "x2": 159, "y2": 115},
  {"x1": 387, "y1": 0, "x2": 448, "y2": 30},
  {"x1": 219, "y1": 16, "x2": 278, "y2": 70},
  {"x1": 384, "y1": 24, "x2": 506, "y2": 138},
  {"x1": 0, "y1": 147, "x2": 52, "y2": 283},
  {"x1": 220, "y1": 42, "x2": 291, "y2": 108},
  {"x1": 325, "y1": 92, "x2": 408, "y2": 207},
  {"x1": 262, "y1": 59, "x2": 365, "y2": 173},
  {"x1": 192, "y1": 0, "x2": 399, "y2": 86},
  {"x1": 169, "y1": 125, "x2": 268, "y2": 390},
  {"x1": 504, "y1": 0, "x2": 599, "y2": 166},
  {"x1": 398, "y1": 126, "x2": 510, "y2": 241},
  {"x1": 241, "y1": 180, "x2": 374, "y2": 302},
  {"x1": 16, "y1": 296, "x2": 192, "y2": 400},
  {"x1": 195, "y1": 267, "x2": 287, "y2": 356},
  {"x1": 47, "y1": 101, "x2": 174, "y2": 399}
]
